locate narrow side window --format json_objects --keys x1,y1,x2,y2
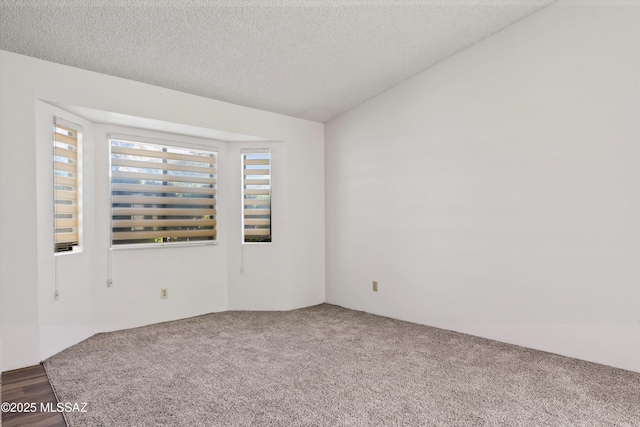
[
  {"x1": 53, "y1": 118, "x2": 82, "y2": 253},
  {"x1": 242, "y1": 149, "x2": 271, "y2": 243}
]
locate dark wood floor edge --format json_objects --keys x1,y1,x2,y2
[
  {"x1": 40, "y1": 362, "x2": 69, "y2": 427},
  {"x1": 1, "y1": 364, "x2": 41, "y2": 375}
]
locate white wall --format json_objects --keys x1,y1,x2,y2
[
  {"x1": 325, "y1": 1, "x2": 640, "y2": 372},
  {"x1": 89, "y1": 124, "x2": 230, "y2": 335},
  {"x1": 35, "y1": 104, "x2": 95, "y2": 362},
  {"x1": 226, "y1": 136, "x2": 326, "y2": 310},
  {"x1": 227, "y1": 142, "x2": 292, "y2": 310},
  {"x1": 0, "y1": 51, "x2": 325, "y2": 371},
  {"x1": 0, "y1": 55, "x2": 40, "y2": 371}
]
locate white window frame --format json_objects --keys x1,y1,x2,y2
[
  {"x1": 242, "y1": 148, "x2": 272, "y2": 244},
  {"x1": 53, "y1": 117, "x2": 83, "y2": 254},
  {"x1": 109, "y1": 133, "x2": 218, "y2": 249}
]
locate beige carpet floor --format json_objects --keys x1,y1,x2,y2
[{"x1": 44, "y1": 304, "x2": 640, "y2": 426}]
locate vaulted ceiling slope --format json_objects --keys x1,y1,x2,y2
[{"x1": 0, "y1": 0, "x2": 555, "y2": 122}]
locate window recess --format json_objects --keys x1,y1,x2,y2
[
  {"x1": 242, "y1": 149, "x2": 271, "y2": 243},
  {"x1": 110, "y1": 134, "x2": 217, "y2": 247}
]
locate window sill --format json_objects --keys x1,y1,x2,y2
[
  {"x1": 54, "y1": 248, "x2": 83, "y2": 257},
  {"x1": 110, "y1": 241, "x2": 218, "y2": 251}
]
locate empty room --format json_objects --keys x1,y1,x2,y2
[{"x1": 1, "y1": 0, "x2": 639, "y2": 426}]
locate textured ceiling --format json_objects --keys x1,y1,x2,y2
[{"x1": 0, "y1": 0, "x2": 555, "y2": 122}]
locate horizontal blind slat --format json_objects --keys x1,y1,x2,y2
[
  {"x1": 112, "y1": 183, "x2": 215, "y2": 195},
  {"x1": 244, "y1": 169, "x2": 270, "y2": 176},
  {"x1": 55, "y1": 232, "x2": 78, "y2": 243},
  {"x1": 113, "y1": 229, "x2": 216, "y2": 241},
  {"x1": 243, "y1": 229, "x2": 271, "y2": 236},
  {"x1": 244, "y1": 189, "x2": 270, "y2": 195},
  {"x1": 244, "y1": 159, "x2": 270, "y2": 165},
  {"x1": 244, "y1": 179, "x2": 270, "y2": 185},
  {"x1": 55, "y1": 204, "x2": 78, "y2": 214},
  {"x1": 112, "y1": 158, "x2": 216, "y2": 175},
  {"x1": 112, "y1": 146, "x2": 216, "y2": 165},
  {"x1": 112, "y1": 171, "x2": 216, "y2": 185},
  {"x1": 112, "y1": 207, "x2": 216, "y2": 216},
  {"x1": 54, "y1": 146, "x2": 77, "y2": 160},
  {"x1": 113, "y1": 219, "x2": 217, "y2": 228},
  {"x1": 54, "y1": 175, "x2": 77, "y2": 187},
  {"x1": 244, "y1": 209, "x2": 270, "y2": 216},
  {"x1": 112, "y1": 195, "x2": 216, "y2": 206},
  {"x1": 55, "y1": 190, "x2": 77, "y2": 201},
  {"x1": 54, "y1": 161, "x2": 76, "y2": 173},
  {"x1": 54, "y1": 133, "x2": 77, "y2": 146},
  {"x1": 55, "y1": 218, "x2": 77, "y2": 228}
]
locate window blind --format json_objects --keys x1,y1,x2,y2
[
  {"x1": 110, "y1": 136, "x2": 217, "y2": 246},
  {"x1": 242, "y1": 149, "x2": 271, "y2": 243},
  {"x1": 54, "y1": 119, "x2": 81, "y2": 253}
]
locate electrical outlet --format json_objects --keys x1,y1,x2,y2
[
  {"x1": 54, "y1": 290, "x2": 60, "y2": 301},
  {"x1": 161, "y1": 288, "x2": 168, "y2": 299},
  {"x1": 372, "y1": 281, "x2": 378, "y2": 292}
]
